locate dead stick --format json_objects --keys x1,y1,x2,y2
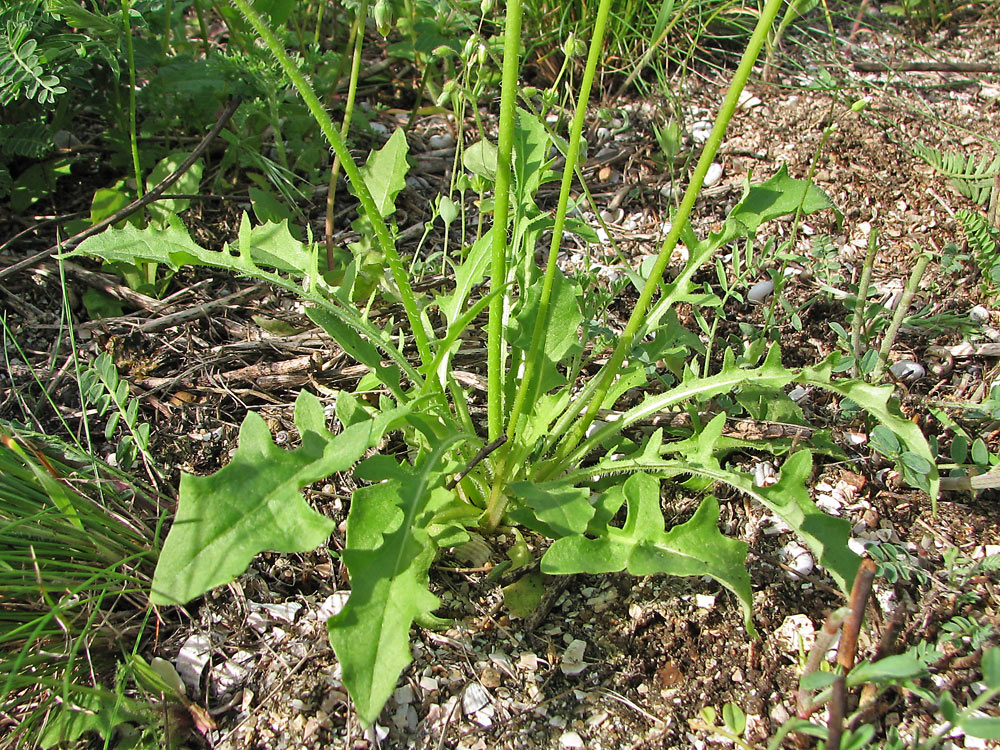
[
  {"x1": 0, "y1": 96, "x2": 242, "y2": 282},
  {"x1": 853, "y1": 61, "x2": 1000, "y2": 73},
  {"x1": 838, "y1": 558, "x2": 877, "y2": 672},
  {"x1": 828, "y1": 558, "x2": 877, "y2": 750}
]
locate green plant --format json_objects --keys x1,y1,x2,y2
[
  {"x1": 0, "y1": 422, "x2": 164, "y2": 748},
  {"x1": 777, "y1": 647, "x2": 1000, "y2": 749},
  {"x1": 882, "y1": 0, "x2": 965, "y2": 31},
  {"x1": 78, "y1": 352, "x2": 157, "y2": 482},
  {"x1": 914, "y1": 143, "x2": 998, "y2": 209},
  {"x1": 68, "y1": 0, "x2": 939, "y2": 729},
  {"x1": 696, "y1": 556, "x2": 1000, "y2": 750}
]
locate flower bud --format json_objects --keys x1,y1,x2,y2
[
  {"x1": 373, "y1": 0, "x2": 392, "y2": 36},
  {"x1": 563, "y1": 32, "x2": 578, "y2": 57},
  {"x1": 463, "y1": 36, "x2": 477, "y2": 61},
  {"x1": 435, "y1": 79, "x2": 458, "y2": 106},
  {"x1": 521, "y1": 86, "x2": 539, "y2": 98},
  {"x1": 480, "y1": 0, "x2": 493, "y2": 13}
]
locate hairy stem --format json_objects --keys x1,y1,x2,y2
[
  {"x1": 230, "y1": 0, "x2": 433, "y2": 367},
  {"x1": 549, "y1": 0, "x2": 788, "y2": 469},
  {"x1": 121, "y1": 0, "x2": 143, "y2": 207},
  {"x1": 871, "y1": 250, "x2": 931, "y2": 381},
  {"x1": 486, "y1": 0, "x2": 523, "y2": 442},
  {"x1": 850, "y1": 228, "x2": 879, "y2": 377},
  {"x1": 325, "y1": 0, "x2": 368, "y2": 269}
]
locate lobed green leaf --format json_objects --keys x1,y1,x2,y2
[
  {"x1": 151, "y1": 392, "x2": 406, "y2": 605},
  {"x1": 541, "y1": 473, "x2": 755, "y2": 633}
]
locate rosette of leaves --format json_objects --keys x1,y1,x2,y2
[{"x1": 70, "y1": 0, "x2": 938, "y2": 727}]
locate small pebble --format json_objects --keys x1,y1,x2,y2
[
  {"x1": 703, "y1": 162, "x2": 723, "y2": 187},
  {"x1": 970, "y1": 305, "x2": 990, "y2": 323},
  {"x1": 560, "y1": 639, "x2": 587, "y2": 676},
  {"x1": 780, "y1": 541, "x2": 814, "y2": 578},
  {"x1": 747, "y1": 279, "x2": 774, "y2": 304},
  {"x1": 427, "y1": 133, "x2": 455, "y2": 149},
  {"x1": 889, "y1": 360, "x2": 925, "y2": 382},
  {"x1": 600, "y1": 207, "x2": 623, "y2": 224},
  {"x1": 560, "y1": 730, "x2": 585, "y2": 748}
]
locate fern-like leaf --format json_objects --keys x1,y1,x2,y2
[
  {"x1": 957, "y1": 209, "x2": 1000, "y2": 289},
  {"x1": 914, "y1": 142, "x2": 999, "y2": 206},
  {"x1": 0, "y1": 33, "x2": 66, "y2": 105},
  {"x1": 0, "y1": 120, "x2": 51, "y2": 157}
]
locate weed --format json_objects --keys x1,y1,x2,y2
[
  {"x1": 68, "y1": 5, "x2": 941, "y2": 733},
  {"x1": 0, "y1": 421, "x2": 164, "y2": 748}
]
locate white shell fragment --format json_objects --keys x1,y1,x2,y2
[
  {"x1": 462, "y1": 682, "x2": 490, "y2": 715},
  {"x1": 427, "y1": 132, "x2": 455, "y2": 149},
  {"x1": 969, "y1": 305, "x2": 990, "y2": 323},
  {"x1": 560, "y1": 730, "x2": 586, "y2": 748},
  {"x1": 773, "y1": 614, "x2": 816, "y2": 654},
  {"x1": 703, "y1": 162, "x2": 723, "y2": 187},
  {"x1": 753, "y1": 461, "x2": 778, "y2": 488},
  {"x1": 175, "y1": 634, "x2": 213, "y2": 697},
  {"x1": 560, "y1": 639, "x2": 588, "y2": 676},
  {"x1": 780, "y1": 542, "x2": 815, "y2": 579},
  {"x1": 691, "y1": 121, "x2": 712, "y2": 144},
  {"x1": 747, "y1": 280, "x2": 774, "y2": 304},
  {"x1": 738, "y1": 90, "x2": 762, "y2": 110},
  {"x1": 788, "y1": 386, "x2": 810, "y2": 403},
  {"x1": 889, "y1": 360, "x2": 925, "y2": 382},
  {"x1": 600, "y1": 207, "x2": 624, "y2": 224}
]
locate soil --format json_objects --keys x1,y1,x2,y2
[{"x1": 2, "y1": 4, "x2": 1000, "y2": 749}]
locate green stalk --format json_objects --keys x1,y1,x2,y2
[
  {"x1": 850, "y1": 228, "x2": 879, "y2": 378},
  {"x1": 482, "y1": 0, "x2": 615, "y2": 530},
  {"x1": 486, "y1": 0, "x2": 523, "y2": 442},
  {"x1": 229, "y1": 0, "x2": 433, "y2": 367},
  {"x1": 193, "y1": 0, "x2": 211, "y2": 56},
  {"x1": 549, "y1": 0, "x2": 788, "y2": 469},
  {"x1": 163, "y1": 0, "x2": 172, "y2": 53},
  {"x1": 120, "y1": 0, "x2": 143, "y2": 207},
  {"x1": 313, "y1": 0, "x2": 326, "y2": 47},
  {"x1": 325, "y1": 0, "x2": 368, "y2": 270},
  {"x1": 871, "y1": 250, "x2": 931, "y2": 382}
]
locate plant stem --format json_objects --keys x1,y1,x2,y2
[
  {"x1": 486, "y1": 0, "x2": 523, "y2": 442},
  {"x1": 503, "y1": 0, "x2": 614, "y2": 451},
  {"x1": 325, "y1": 0, "x2": 368, "y2": 269},
  {"x1": 871, "y1": 250, "x2": 931, "y2": 381},
  {"x1": 120, "y1": 0, "x2": 143, "y2": 209},
  {"x1": 550, "y1": 0, "x2": 788, "y2": 468},
  {"x1": 850, "y1": 228, "x2": 879, "y2": 378},
  {"x1": 193, "y1": 0, "x2": 211, "y2": 56},
  {"x1": 230, "y1": 0, "x2": 433, "y2": 367}
]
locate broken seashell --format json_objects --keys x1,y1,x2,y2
[
  {"x1": 889, "y1": 360, "x2": 925, "y2": 382},
  {"x1": 747, "y1": 279, "x2": 774, "y2": 304}
]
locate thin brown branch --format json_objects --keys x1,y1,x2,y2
[{"x1": 852, "y1": 61, "x2": 1000, "y2": 73}]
